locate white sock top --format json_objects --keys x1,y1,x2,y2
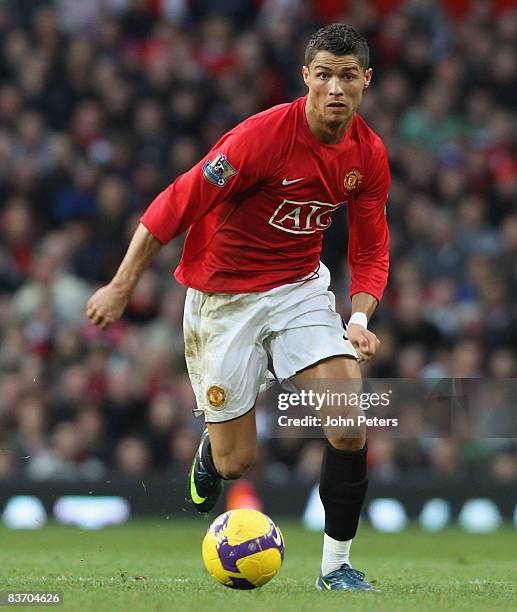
[{"x1": 321, "y1": 533, "x2": 352, "y2": 576}]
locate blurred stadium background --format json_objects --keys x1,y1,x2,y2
[{"x1": 0, "y1": 0, "x2": 516, "y2": 533}]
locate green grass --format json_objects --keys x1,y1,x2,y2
[{"x1": 0, "y1": 520, "x2": 516, "y2": 611}]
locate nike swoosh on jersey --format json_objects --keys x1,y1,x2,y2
[{"x1": 282, "y1": 177, "x2": 304, "y2": 185}]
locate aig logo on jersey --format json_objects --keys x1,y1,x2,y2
[
  {"x1": 203, "y1": 153, "x2": 237, "y2": 187},
  {"x1": 268, "y1": 199, "x2": 343, "y2": 234}
]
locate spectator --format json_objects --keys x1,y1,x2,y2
[
  {"x1": 26, "y1": 420, "x2": 105, "y2": 480},
  {"x1": 115, "y1": 436, "x2": 152, "y2": 477}
]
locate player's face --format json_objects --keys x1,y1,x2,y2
[{"x1": 303, "y1": 51, "x2": 372, "y2": 126}]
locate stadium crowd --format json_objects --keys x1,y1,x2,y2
[{"x1": 0, "y1": 0, "x2": 516, "y2": 485}]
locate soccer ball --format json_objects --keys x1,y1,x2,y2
[{"x1": 202, "y1": 509, "x2": 285, "y2": 589}]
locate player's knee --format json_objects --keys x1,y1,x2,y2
[
  {"x1": 323, "y1": 406, "x2": 366, "y2": 451},
  {"x1": 326, "y1": 431, "x2": 366, "y2": 452},
  {"x1": 214, "y1": 447, "x2": 256, "y2": 480}
]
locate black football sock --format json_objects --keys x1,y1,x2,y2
[{"x1": 319, "y1": 441, "x2": 368, "y2": 541}]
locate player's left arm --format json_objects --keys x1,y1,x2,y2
[
  {"x1": 346, "y1": 142, "x2": 390, "y2": 362},
  {"x1": 348, "y1": 292, "x2": 380, "y2": 362}
]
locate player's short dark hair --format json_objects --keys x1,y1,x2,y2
[{"x1": 305, "y1": 24, "x2": 370, "y2": 69}]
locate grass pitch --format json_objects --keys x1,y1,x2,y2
[{"x1": 1, "y1": 519, "x2": 516, "y2": 611}]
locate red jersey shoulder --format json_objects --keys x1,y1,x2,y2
[
  {"x1": 229, "y1": 98, "x2": 300, "y2": 145},
  {"x1": 343, "y1": 114, "x2": 389, "y2": 194},
  {"x1": 351, "y1": 114, "x2": 387, "y2": 156},
  {"x1": 206, "y1": 99, "x2": 301, "y2": 183}
]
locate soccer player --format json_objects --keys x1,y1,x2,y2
[{"x1": 87, "y1": 24, "x2": 389, "y2": 592}]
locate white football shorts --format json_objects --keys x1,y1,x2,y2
[{"x1": 183, "y1": 262, "x2": 357, "y2": 423}]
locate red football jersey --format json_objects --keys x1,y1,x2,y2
[{"x1": 140, "y1": 96, "x2": 390, "y2": 300}]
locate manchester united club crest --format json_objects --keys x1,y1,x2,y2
[
  {"x1": 207, "y1": 385, "x2": 227, "y2": 408},
  {"x1": 344, "y1": 169, "x2": 363, "y2": 191}
]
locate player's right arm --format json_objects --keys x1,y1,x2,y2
[
  {"x1": 87, "y1": 117, "x2": 276, "y2": 330},
  {"x1": 86, "y1": 223, "x2": 162, "y2": 330}
]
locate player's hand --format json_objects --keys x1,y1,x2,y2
[
  {"x1": 347, "y1": 323, "x2": 380, "y2": 362},
  {"x1": 86, "y1": 283, "x2": 129, "y2": 330}
]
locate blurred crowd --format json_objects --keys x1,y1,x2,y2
[{"x1": 0, "y1": 0, "x2": 516, "y2": 485}]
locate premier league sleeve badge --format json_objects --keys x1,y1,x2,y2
[{"x1": 202, "y1": 152, "x2": 237, "y2": 187}]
